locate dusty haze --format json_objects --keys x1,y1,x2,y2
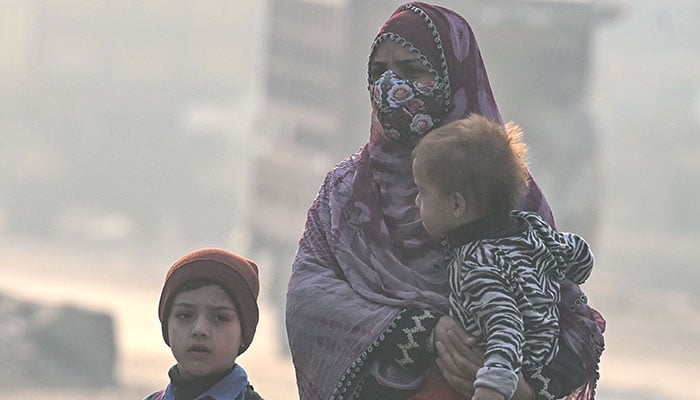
[{"x1": 1, "y1": 1, "x2": 699, "y2": 399}]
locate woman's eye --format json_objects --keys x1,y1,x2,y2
[
  {"x1": 369, "y1": 68, "x2": 385, "y2": 81},
  {"x1": 404, "y1": 68, "x2": 430, "y2": 80},
  {"x1": 216, "y1": 315, "x2": 231, "y2": 322}
]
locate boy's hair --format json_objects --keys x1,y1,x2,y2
[
  {"x1": 158, "y1": 248, "x2": 260, "y2": 354},
  {"x1": 412, "y1": 114, "x2": 529, "y2": 213}
]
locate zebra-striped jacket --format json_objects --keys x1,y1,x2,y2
[{"x1": 445, "y1": 210, "x2": 594, "y2": 399}]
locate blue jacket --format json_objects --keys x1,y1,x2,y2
[{"x1": 144, "y1": 364, "x2": 262, "y2": 400}]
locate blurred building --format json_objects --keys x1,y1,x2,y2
[
  {"x1": 0, "y1": 1, "x2": 261, "y2": 243},
  {"x1": 463, "y1": 0, "x2": 617, "y2": 240}
]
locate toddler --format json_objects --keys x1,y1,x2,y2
[{"x1": 412, "y1": 115, "x2": 600, "y2": 400}]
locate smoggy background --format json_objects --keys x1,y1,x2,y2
[{"x1": 1, "y1": 1, "x2": 699, "y2": 399}]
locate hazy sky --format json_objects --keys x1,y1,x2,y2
[{"x1": 1, "y1": 1, "x2": 699, "y2": 399}]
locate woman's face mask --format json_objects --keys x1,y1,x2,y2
[{"x1": 371, "y1": 70, "x2": 448, "y2": 144}]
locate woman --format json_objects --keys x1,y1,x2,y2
[{"x1": 286, "y1": 3, "x2": 605, "y2": 400}]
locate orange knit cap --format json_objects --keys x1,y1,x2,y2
[{"x1": 158, "y1": 248, "x2": 260, "y2": 354}]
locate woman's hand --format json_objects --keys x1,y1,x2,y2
[
  {"x1": 472, "y1": 386, "x2": 505, "y2": 400},
  {"x1": 433, "y1": 316, "x2": 482, "y2": 397},
  {"x1": 432, "y1": 316, "x2": 534, "y2": 400}
]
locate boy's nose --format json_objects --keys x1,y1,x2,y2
[{"x1": 191, "y1": 316, "x2": 209, "y2": 337}]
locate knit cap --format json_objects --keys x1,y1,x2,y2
[{"x1": 158, "y1": 248, "x2": 259, "y2": 354}]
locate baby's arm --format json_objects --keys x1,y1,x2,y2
[
  {"x1": 472, "y1": 386, "x2": 506, "y2": 400},
  {"x1": 460, "y1": 264, "x2": 524, "y2": 400}
]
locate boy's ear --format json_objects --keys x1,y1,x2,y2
[{"x1": 449, "y1": 191, "x2": 467, "y2": 218}]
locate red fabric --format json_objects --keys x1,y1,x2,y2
[{"x1": 408, "y1": 366, "x2": 466, "y2": 400}]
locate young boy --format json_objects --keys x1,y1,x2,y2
[
  {"x1": 144, "y1": 248, "x2": 263, "y2": 400},
  {"x1": 411, "y1": 115, "x2": 600, "y2": 400}
]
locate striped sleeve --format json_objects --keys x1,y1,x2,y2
[{"x1": 460, "y1": 262, "x2": 525, "y2": 373}]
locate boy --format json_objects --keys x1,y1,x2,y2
[
  {"x1": 144, "y1": 248, "x2": 264, "y2": 400},
  {"x1": 411, "y1": 115, "x2": 600, "y2": 400}
]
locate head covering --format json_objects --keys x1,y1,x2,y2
[
  {"x1": 342, "y1": 1, "x2": 553, "y2": 311},
  {"x1": 159, "y1": 248, "x2": 259, "y2": 354},
  {"x1": 368, "y1": 2, "x2": 503, "y2": 131},
  {"x1": 287, "y1": 3, "x2": 555, "y2": 399}
]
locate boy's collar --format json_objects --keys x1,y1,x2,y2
[
  {"x1": 167, "y1": 364, "x2": 249, "y2": 400},
  {"x1": 169, "y1": 364, "x2": 233, "y2": 399}
]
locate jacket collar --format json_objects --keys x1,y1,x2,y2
[
  {"x1": 443, "y1": 211, "x2": 526, "y2": 249},
  {"x1": 164, "y1": 364, "x2": 249, "y2": 400}
]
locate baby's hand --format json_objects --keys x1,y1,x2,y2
[{"x1": 471, "y1": 386, "x2": 505, "y2": 400}]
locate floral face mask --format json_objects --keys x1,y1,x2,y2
[{"x1": 371, "y1": 70, "x2": 448, "y2": 144}]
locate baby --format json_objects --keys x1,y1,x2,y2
[{"x1": 412, "y1": 115, "x2": 598, "y2": 400}]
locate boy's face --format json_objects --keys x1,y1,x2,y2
[
  {"x1": 168, "y1": 284, "x2": 242, "y2": 379},
  {"x1": 412, "y1": 158, "x2": 457, "y2": 239}
]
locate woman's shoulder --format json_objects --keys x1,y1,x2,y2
[
  {"x1": 317, "y1": 151, "x2": 362, "y2": 196},
  {"x1": 327, "y1": 151, "x2": 361, "y2": 180}
]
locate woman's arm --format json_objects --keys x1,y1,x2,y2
[
  {"x1": 434, "y1": 314, "x2": 599, "y2": 400},
  {"x1": 355, "y1": 308, "x2": 443, "y2": 399},
  {"x1": 370, "y1": 309, "x2": 442, "y2": 372}
]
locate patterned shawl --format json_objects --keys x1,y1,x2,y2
[{"x1": 286, "y1": 3, "x2": 554, "y2": 399}]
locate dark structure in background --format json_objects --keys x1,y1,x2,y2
[
  {"x1": 0, "y1": 293, "x2": 116, "y2": 388},
  {"x1": 255, "y1": 0, "x2": 614, "y2": 354}
]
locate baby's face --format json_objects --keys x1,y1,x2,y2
[
  {"x1": 168, "y1": 284, "x2": 241, "y2": 379},
  {"x1": 412, "y1": 158, "x2": 456, "y2": 239}
]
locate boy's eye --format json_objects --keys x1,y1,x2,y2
[
  {"x1": 176, "y1": 311, "x2": 192, "y2": 320},
  {"x1": 216, "y1": 314, "x2": 231, "y2": 322}
]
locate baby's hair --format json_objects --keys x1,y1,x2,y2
[{"x1": 412, "y1": 114, "x2": 529, "y2": 213}]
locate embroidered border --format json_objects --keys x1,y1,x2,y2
[
  {"x1": 529, "y1": 367, "x2": 556, "y2": 400},
  {"x1": 395, "y1": 309, "x2": 437, "y2": 367},
  {"x1": 366, "y1": 4, "x2": 452, "y2": 115},
  {"x1": 330, "y1": 311, "x2": 404, "y2": 400}
]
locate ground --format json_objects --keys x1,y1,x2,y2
[{"x1": 2, "y1": 228, "x2": 700, "y2": 399}]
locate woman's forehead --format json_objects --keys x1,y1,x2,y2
[{"x1": 371, "y1": 41, "x2": 418, "y2": 63}]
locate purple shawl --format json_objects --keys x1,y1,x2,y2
[{"x1": 286, "y1": 3, "x2": 554, "y2": 399}]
